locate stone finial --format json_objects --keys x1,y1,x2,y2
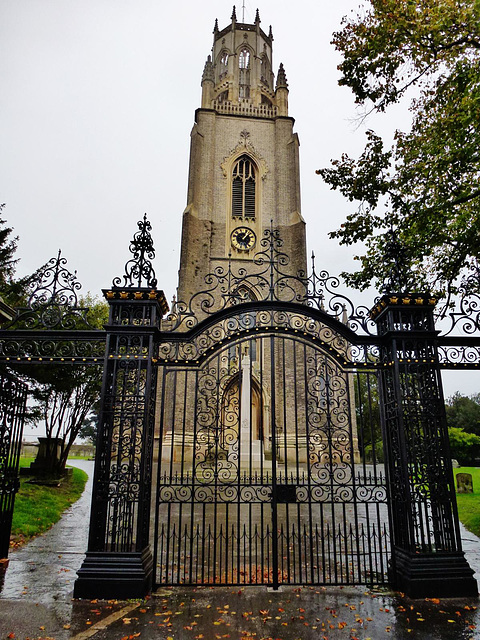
[
  {"x1": 213, "y1": 18, "x2": 219, "y2": 33},
  {"x1": 255, "y1": 8, "x2": 261, "y2": 24},
  {"x1": 231, "y1": 5, "x2": 237, "y2": 21},
  {"x1": 202, "y1": 55, "x2": 214, "y2": 84},
  {"x1": 268, "y1": 25, "x2": 274, "y2": 40},
  {"x1": 276, "y1": 63, "x2": 288, "y2": 89}
]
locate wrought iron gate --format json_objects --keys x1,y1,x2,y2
[
  {"x1": 0, "y1": 373, "x2": 27, "y2": 558},
  {"x1": 154, "y1": 323, "x2": 389, "y2": 588},
  {"x1": 0, "y1": 215, "x2": 475, "y2": 598},
  {"x1": 8, "y1": 217, "x2": 463, "y2": 600}
]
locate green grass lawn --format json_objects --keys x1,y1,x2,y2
[
  {"x1": 10, "y1": 458, "x2": 88, "y2": 548},
  {"x1": 454, "y1": 467, "x2": 480, "y2": 537}
]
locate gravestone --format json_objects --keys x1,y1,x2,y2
[{"x1": 456, "y1": 473, "x2": 473, "y2": 494}]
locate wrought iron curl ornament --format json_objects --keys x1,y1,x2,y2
[
  {"x1": 158, "y1": 308, "x2": 379, "y2": 367},
  {"x1": 438, "y1": 345, "x2": 480, "y2": 368},
  {"x1": 112, "y1": 214, "x2": 158, "y2": 289},
  {"x1": 165, "y1": 226, "x2": 378, "y2": 336},
  {"x1": 8, "y1": 250, "x2": 93, "y2": 330},
  {"x1": 436, "y1": 262, "x2": 480, "y2": 337},
  {"x1": 305, "y1": 252, "x2": 377, "y2": 335}
]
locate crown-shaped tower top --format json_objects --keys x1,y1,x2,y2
[{"x1": 201, "y1": 7, "x2": 289, "y2": 117}]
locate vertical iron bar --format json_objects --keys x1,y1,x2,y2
[
  {"x1": 189, "y1": 369, "x2": 199, "y2": 584},
  {"x1": 303, "y1": 342, "x2": 315, "y2": 585},
  {"x1": 270, "y1": 334, "x2": 279, "y2": 589}
]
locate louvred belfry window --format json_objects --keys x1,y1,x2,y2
[
  {"x1": 232, "y1": 155, "x2": 256, "y2": 219},
  {"x1": 219, "y1": 51, "x2": 229, "y2": 81},
  {"x1": 238, "y1": 48, "x2": 250, "y2": 99}
]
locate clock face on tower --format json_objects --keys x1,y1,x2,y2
[{"x1": 231, "y1": 227, "x2": 256, "y2": 251}]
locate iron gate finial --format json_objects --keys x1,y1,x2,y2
[{"x1": 113, "y1": 213, "x2": 158, "y2": 289}]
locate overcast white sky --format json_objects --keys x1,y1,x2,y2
[{"x1": 1, "y1": 0, "x2": 476, "y2": 397}]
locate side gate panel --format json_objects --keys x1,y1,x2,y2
[{"x1": 0, "y1": 374, "x2": 27, "y2": 559}]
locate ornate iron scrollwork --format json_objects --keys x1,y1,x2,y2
[
  {"x1": 436, "y1": 265, "x2": 480, "y2": 338},
  {"x1": 8, "y1": 250, "x2": 94, "y2": 330},
  {"x1": 433, "y1": 265, "x2": 480, "y2": 368},
  {"x1": 165, "y1": 227, "x2": 377, "y2": 336},
  {"x1": 112, "y1": 214, "x2": 158, "y2": 289}
]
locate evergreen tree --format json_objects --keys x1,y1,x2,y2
[{"x1": 0, "y1": 204, "x2": 29, "y2": 305}]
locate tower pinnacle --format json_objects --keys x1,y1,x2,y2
[
  {"x1": 201, "y1": 55, "x2": 215, "y2": 107},
  {"x1": 276, "y1": 63, "x2": 288, "y2": 90},
  {"x1": 206, "y1": 10, "x2": 284, "y2": 113},
  {"x1": 202, "y1": 55, "x2": 214, "y2": 83}
]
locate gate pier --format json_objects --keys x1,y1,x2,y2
[
  {"x1": 74, "y1": 216, "x2": 169, "y2": 599},
  {"x1": 74, "y1": 286, "x2": 167, "y2": 599},
  {"x1": 373, "y1": 294, "x2": 477, "y2": 598}
]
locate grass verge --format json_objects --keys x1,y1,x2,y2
[
  {"x1": 10, "y1": 458, "x2": 88, "y2": 549},
  {"x1": 454, "y1": 467, "x2": 480, "y2": 537}
]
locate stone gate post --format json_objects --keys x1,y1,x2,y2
[
  {"x1": 372, "y1": 294, "x2": 477, "y2": 597},
  {"x1": 74, "y1": 215, "x2": 168, "y2": 599}
]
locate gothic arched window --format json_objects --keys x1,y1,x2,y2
[
  {"x1": 232, "y1": 155, "x2": 256, "y2": 219},
  {"x1": 238, "y1": 48, "x2": 250, "y2": 99},
  {"x1": 219, "y1": 51, "x2": 229, "y2": 80},
  {"x1": 260, "y1": 54, "x2": 270, "y2": 85}
]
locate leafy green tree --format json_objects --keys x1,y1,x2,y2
[
  {"x1": 78, "y1": 399, "x2": 100, "y2": 447},
  {"x1": 446, "y1": 392, "x2": 480, "y2": 436},
  {"x1": 22, "y1": 296, "x2": 108, "y2": 474},
  {"x1": 448, "y1": 427, "x2": 480, "y2": 465},
  {"x1": 354, "y1": 371, "x2": 383, "y2": 462},
  {"x1": 317, "y1": 0, "x2": 480, "y2": 298},
  {"x1": 28, "y1": 366, "x2": 101, "y2": 473}
]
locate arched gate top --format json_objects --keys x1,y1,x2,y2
[{"x1": 158, "y1": 299, "x2": 379, "y2": 369}]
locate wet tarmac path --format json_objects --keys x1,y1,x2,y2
[{"x1": 0, "y1": 460, "x2": 479, "y2": 639}]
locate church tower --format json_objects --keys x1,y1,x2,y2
[{"x1": 177, "y1": 7, "x2": 306, "y2": 305}]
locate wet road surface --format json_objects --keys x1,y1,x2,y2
[{"x1": 0, "y1": 459, "x2": 479, "y2": 639}]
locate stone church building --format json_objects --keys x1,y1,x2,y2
[
  {"x1": 177, "y1": 6, "x2": 306, "y2": 305},
  {"x1": 156, "y1": 7, "x2": 359, "y2": 479},
  {"x1": 70, "y1": 6, "x2": 476, "y2": 599}
]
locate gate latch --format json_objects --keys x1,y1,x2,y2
[{"x1": 275, "y1": 484, "x2": 297, "y2": 503}]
